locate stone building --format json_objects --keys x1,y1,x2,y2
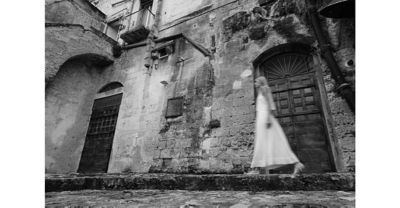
[{"x1": 45, "y1": 0, "x2": 355, "y2": 175}]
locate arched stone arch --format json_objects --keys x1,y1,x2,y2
[
  {"x1": 78, "y1": 81, "x2": 124, "y2": 173},
  {"x1": 98, "y1": 82, "x2": 124, "y2": 93},
  {"x1": 45, "y1": 24, "x2": 115, "y2": 84},
  {"x1": 252, "y1": 42, "x2": 313, "y2": 68}
]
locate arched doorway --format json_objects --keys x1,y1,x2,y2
[
  {"x1": 254, "y1": 43, "x2": 334, "y2": 173},
  {"x1": 78, "y1": 82, "x2": 123, "y2": 173}
]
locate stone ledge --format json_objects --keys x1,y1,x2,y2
[{"x1": 45, "y1": 173, "x2": 354, "y2": 192}]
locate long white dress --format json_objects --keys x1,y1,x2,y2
[{"x1": 250, "y1": 88, "x2": 300, "y2": 169}]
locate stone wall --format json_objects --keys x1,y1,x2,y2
[
  {"x1": 148, "y1": 38, "x2": 215, "y2": 173},
  {"x1": 153, "y1": 0, "x2": 355, "y2": 173},
  {"x1": 320, "y1": 17, "x2": 355, "y2": 172}
]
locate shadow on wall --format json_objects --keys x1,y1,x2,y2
[
  {"x1": 45, "y1": 54, "x2": 113, "y2": 174},
  {"x1": 46, "y1": 53, "x2": 114, "y2": 89}
]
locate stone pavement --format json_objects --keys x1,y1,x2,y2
[{"x1": 45, "y1": 189, "x2": 355, "y2": 207}]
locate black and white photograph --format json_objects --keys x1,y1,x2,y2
[{"x1": 3, "y1": 0, "x2": 398, "y2": 207}]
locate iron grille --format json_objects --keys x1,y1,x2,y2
[
  {"x1": 78, "y1": 93, "x2": 123, "y2": 173},
  {"x1": 261, "y1": 53, "x2": 313, "y2": 80}
]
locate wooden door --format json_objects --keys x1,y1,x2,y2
[
  {"x1": 78, "y1": 93, "x2": 122, "y2": 173},
  {"x1": 260, "y1": 52, "x2": 333, "y2": 173}
]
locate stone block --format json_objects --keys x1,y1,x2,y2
[
  {"x1": 334, "y1": 125, "x2": 355, "y2": 139},
  {"x1": 212, "y1": 127, "x2": 229, "y2": 137},
  {"x1": 339, "y1": 136, "x2": 355, "y2": 152},
  {"x1": 232, "y1": 98, "x2": 248, "y2": 107},
  {"x1": 342, "y1": 151, "x2": 355, "y2": 172},
  {"x1": 160, "y1": 149, "x2": 172, "y2": 159},
  {"x1": 212, "y1": 109, "x2": 225, "y2": 119},
  {"x1": 178, "y1": 139, "x2": 192, "y2": 148},
  {"x1": 153, "y1": 150, "x2": 161, "y2": 159},
  {"x1": 158, "y1": 141, "x2": 167, "y2": 149},
  {"x1": 166, "y1": 139, "x2": 176, "y2": 148},
  {"x1": 199, "y1": 159, "x2": 211, "y2": 170},
  {"x1": 249, "y1": 23, "x2": 266, "y2": 40}
]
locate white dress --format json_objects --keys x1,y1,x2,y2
[{"x1": 251, "y1": 88, "x2": 300, "y2": 169}]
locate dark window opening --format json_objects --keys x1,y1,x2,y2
[
  {"x1": 165, "y1": 97, "x2": 184, "y2": 118},
  {"x1": 211, "y1": 35, "x2": 216, "y2": 47},
  {"x1": 158, "y1": 48, "x2": 168, "y2": 59},
  {"x1": 140, "y1": 0, "x2": 153, "y2": 9},
  {"x1": 154, "y1": 43, "x2": 174, "y2": 59}
]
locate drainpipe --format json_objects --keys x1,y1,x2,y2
[
  {"x1": 144, "y1": 0, "x2": 163, "y2": 74},
  {"x1": 308, "y1": 0, "x2": 355, "y2": 113}
]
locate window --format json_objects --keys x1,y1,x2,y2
[
  {"x1": 158, "y1": 47, "x2": 168, "y2": 59},
  {"x1": 153, "y1": 41, "x2": 175, "y2": 59},
  {"x1": 165, "y1": 97, "x2": 184, "y2": 118}
]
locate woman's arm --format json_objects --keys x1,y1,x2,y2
[{"x1": 261, "y1": 86, "x2": 274, "y2": 128}]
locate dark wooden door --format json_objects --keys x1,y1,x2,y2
[
  {"x1": 78, "y1": 93, "x2": 122, "y2": 173},
  {"x1": 260, "y1": 53, "x2": 333, "y2": 173}
]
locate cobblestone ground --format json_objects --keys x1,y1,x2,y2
[{"x1": 46, "y1": 190, "x2": 355, "y2": 208}]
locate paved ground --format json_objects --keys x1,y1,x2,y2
[{"x1": 45, "y1": 190, "x2": 355, "y2": 208}]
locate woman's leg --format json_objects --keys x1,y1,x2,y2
[{"x1": 291, "y1": 162, "x2": 305, "y2": 178}]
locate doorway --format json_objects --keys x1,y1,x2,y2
[
  {"x1": 78, "y1": 93, "x2": 122, "y2": 173},
  {"x1": 257, "y1": 50, "x2": 334, "y2": 173}
]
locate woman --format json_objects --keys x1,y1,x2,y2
[{"x1": 248, "y1": 76, "x2": 304, "y2": 177}]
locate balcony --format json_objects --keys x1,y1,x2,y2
[{"x1": 120, "y1": 8, "x2": 154, "y2": 44}]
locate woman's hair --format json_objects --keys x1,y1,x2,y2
[
  {"x1": 256, "y1": 76, "x2": 269, "y2": 97},
  {"x1": 255, "y1": 76, "x2": 268, "y2": 87},
  {"x1": 256, "y1": 76, "x2": 276, "y2": 110}
]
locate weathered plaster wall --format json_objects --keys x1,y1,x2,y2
[
  {"x1": 46, "y1": 40, "x2": 164, "y2": 174},
  {"x1": 146, "y1": 38, "x2": 215, "y2": 173},
  {"x1": 45, "y1": 0, "x2": 105, "y2": 30},
  {"x1": 45, "y1": 61, "x2": 106, "y2": 173},
  {"x1": 45, "y1": 24, "x2": 114, "y2": 83},
  {"x1": 108, "y1": 40, "x2": 214, "y2": 173},
  {"x1": 92, "y1": 0, "x2": 133, "y2": 17},
  {"x1": 106, "y1": 46, "x2": 169, "y2": 173},
  {"x1": 160, "y1": 0, "x2": 212, "y2": 26}
]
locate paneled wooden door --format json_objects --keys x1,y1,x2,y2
[
  {"x1": 78, "y1": 93, "x2": 122, "y2": 173},
  {"x1": 259, "y1": 52, "x2": 334, "y2": 173}
]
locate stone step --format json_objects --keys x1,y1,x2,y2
[{"x1": 45, "y1": 172, "x2": 354, "y2": 192}]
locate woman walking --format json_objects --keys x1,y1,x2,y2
[{"x1": 248, "y1": 76, "x2": 304, "y2": 177}]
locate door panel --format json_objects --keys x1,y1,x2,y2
[
  {"x1": 78, "y1": 93, "x2": 122, "y2": 173},
  {"x1": 268, "y1": 73, "x2": 333, "y2": 173}
]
